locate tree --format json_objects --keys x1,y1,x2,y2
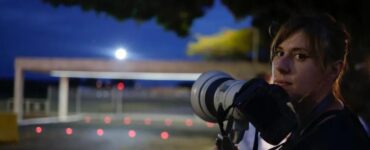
[
  {"x1": 43, "y1": 0, "x2": 370, "y2": 125},
  {"x1": 186, "y1": 28, "x2": 258, "y2": 60},
  {"x1": 42, "y1": 0, "x2": 370, "y2": 72},
  {"x1": 43, "y1": 0, "x2": 213, "y2": 37}
]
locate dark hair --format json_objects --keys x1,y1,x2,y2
[{"x1": 270, "y1": 13, "x2": 350, "y2": 101}]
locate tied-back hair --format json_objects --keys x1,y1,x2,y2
[{"x1": 270, "y1": 13, "x2": 351, "y2": 101}]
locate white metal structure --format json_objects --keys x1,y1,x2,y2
[{"x1": 14, "y1": 57, "x2": 270, "y2": 122}]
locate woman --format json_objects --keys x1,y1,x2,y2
[{"x1": 269, "y1": 13, "x2": 370, "y2": 149}]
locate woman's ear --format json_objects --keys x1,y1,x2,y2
[{"x1": 327, "y1": 60, "x2": 344, "y2": 82}]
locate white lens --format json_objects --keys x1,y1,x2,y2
[{"x1": 190, "y1": 71, "x2": 231, "y2": 122}]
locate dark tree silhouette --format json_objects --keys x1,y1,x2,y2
[
  {"x1": 42, "y1": 0, "x2": 370, "y2": 64},
  {"x1": 42, "y1": 0, "x2": 370, "y2": 125},
  {"x1": 43, "y1": 0, "x2": 213, "y2": 37}
]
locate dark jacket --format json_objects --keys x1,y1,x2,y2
[{"x1": 279, "y1": 95, "x2": 370, "y2": 150}]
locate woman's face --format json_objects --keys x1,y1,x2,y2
[{"x1": 271, "y1": 30, "x2": 329, "y2": 103}]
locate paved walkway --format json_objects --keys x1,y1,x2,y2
[{"x1": 0, "y1": 113, "x2": 218, "y2": 150}]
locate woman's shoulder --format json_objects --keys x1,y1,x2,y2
[
  {"x1": 276, "y1": 107, "x2": 370, "y2": 150},
  {"x1": 314, "y1": 108, "x2": 367, "y2": 134},
  {"x1": 301, "y1": 108, "x2": 370, "y2": 149}
]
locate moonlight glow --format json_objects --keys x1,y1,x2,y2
[{"x1": 115, "y1": 48, "x2": 127, "y2": 60}]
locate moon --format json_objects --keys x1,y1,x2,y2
[{"x1": 115, "y1": 48, "x2": 127, "y2": 60}]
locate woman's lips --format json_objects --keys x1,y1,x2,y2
[{"x1": 274, "y1": 80, "x2": 292, "y2": 87}]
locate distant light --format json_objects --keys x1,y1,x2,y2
[
  {"x1": 115, "y1": 48, "x2": 127, "y2": 60},
  {"x1": 104, "y1": 116, "x2": 112, "y2": 124},
  {"x1": 116, "y1": 82, "x2": 125, "y2": 91},
  {"x1": 35, "y1": 126, "x2": 42, "y2": 134},
  {"x1": 97, "y1": 128, "x2": 104, "y2": 136},
  {"x1": 96, "y1": 80, "x2": 103, "y2": 89},
  {"x1": 84, "y1": 116, "x2": 91, "y2": 124},
  {"x1": 164, "y1": 119, "x2": 172, "y2": 126},
  {"x1": 185, "y1": 119, "x2": 193, "y2": 127},
  {"x1": 128, "y1": 130, "x2": 136, "y2": 138},
  {"x1": 144, "y1": 118, "x2": 152, "y2": 125},
  {"x1": 206, "y1": 122, "x2": 215, "y2": 128},
  {"x1": 160, "y1": 131, "x2": 169, "y2": 140},
  {"x1": 66, "y1": 128, "x2": 73, "y2": 135},
  {"x1": 123, "y1": 116, "x2": 132, "y2": 125}
]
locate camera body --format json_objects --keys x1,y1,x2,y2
[{"x1": 191, "y1": 71, "x2": 297, "y2": 145}]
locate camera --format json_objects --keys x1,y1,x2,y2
[
  {"x1": 190, "y1": 71, "x2": 247, "y2": 122},
  {"x1": 190, "y1": 71, "x2": 297, "y2": 145}
]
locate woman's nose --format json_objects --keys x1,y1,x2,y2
[{"x1": 275, "y1": 56, "x2": 291, "y2": 74}]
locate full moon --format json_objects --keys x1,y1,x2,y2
[{"x1": 115, "y1": 48, "x2": 127, "y2": 60}]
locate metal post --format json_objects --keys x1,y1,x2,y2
[
  {"x1": 116, "y1": 91, "x2": 123, "y2": 114},
  {"x1": 58, "y1": 77, "x2": 69, "y2": 121},
  {"x1": 75, "y1": 87, "x2": 81, "y2": 114},
  {"x1": 45, "y1": 86, "x2": 52, "y2": 115},
  {"x1": 110, "y1": 88, "x2": 115, "y2": 113},
  {"x1": 252, "y1": 27, "x2": 260, "y2": 63},
  {"x1": 25, "y1": 100, "x2": 30, "y2": 113},
  {"x1": 6, "y1": 99, "x2": 12, "y2": 112},
  {"x1": 14, "y1": 67, "x2": 24, "y2": 122}
]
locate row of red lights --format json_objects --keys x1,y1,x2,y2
[
  {"x1": 84, "y1": 116, "x2": 216, "y2": 128},
  {"x1": 35, "y1": 126, "x2": 171, "y2": 140}
]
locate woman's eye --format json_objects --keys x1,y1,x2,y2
[
  {"x1": 273, "y1": 51, "x2": 284, "y2": 57},
  {"x1": 295, "y1": 53, "x2": 308, "y2": 61}
]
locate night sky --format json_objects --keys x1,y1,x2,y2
[{"x1": 0, "y1": 0, "x2": 251, "y2": 79}]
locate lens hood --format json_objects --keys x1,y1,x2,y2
[{"x1": 191, "y1": 71, "x2": 232, "y2": 122}]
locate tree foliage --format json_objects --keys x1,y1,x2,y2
[
  {"x1": 43, "y1": 0, "x2": 370, "y2": 124},
  {"x1": 42, "y1": 0, "x2": 370, "y2": 63},
  {"x1": 219, "y1": 0, "x2": 370, "y2": 59},
  {"x1": 187, "y1": 28, "x2": 256, "y2": 60},
  {"x1": 43, "y1": 0, "x2": 213, "y2": 37}
]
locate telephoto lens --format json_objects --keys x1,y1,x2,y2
[
  {"x1": 190, "y1": 71, "x2": 297, "y2": 145},
  {"x1": 190, "y1": 71, "x2": 246, "y2": 122}
]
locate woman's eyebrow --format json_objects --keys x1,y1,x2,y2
[
  {"x1": 291, "y1": 47, "x2": 309, "y2": 53},
  {"x1": 275, "y1": 46, "x2": 283, "y2": 51},
  {"x1": 275, "y1": 46, "x2": 308, "y2": 52}
]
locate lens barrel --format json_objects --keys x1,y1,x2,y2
[
  {"x1": 191, "y1": 71, "x2": 230, "y2": 122},
  {"x1": 191, "y1": 71, "x2": 297, "y2": 145},
  {"x1": 191, "y1": 71, "x2": 245, "y2": 122}
]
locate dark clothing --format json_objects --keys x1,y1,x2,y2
[
  {"x1": 277, "y1": 95, "x2": 370, "y2": 150},
  {"x1": 280, "y1": 108, "x2": 370, "y2": 150}
]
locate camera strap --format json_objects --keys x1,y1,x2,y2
[
  {"x1": 253, "y1": 130, "x2": 259, "y2": 150},
  {"x1": 216, "y1": 104, "x2": 238, "y2": 136},
  {"x1": 216, "y1": 104, "x2": 229, "y2": 136},
  {"x1": 216, "y1": 104, "x2": 260, "y2": 150},
  {"x1": 216, "y1": 104, "x2": 239, "y2": 150}
]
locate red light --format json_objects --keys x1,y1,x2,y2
[
  {"x1": 185, "y1": 119, "x2": 193, "y2": 127},
  {"x1": 84, "y1": 116, "x2": 91, "y2": 124},
  {"x1": 66, "y1": 128, "x2": 73, "y2": 135},
  {"x1": 104, "y1": 116, "x2": 111, "y2": 124},
  {"x1": 123, "y1": 117, "x2": 132, "y2": 125},
  {"x1": 206, "y1": 122, "x2": 215, "y2": 128},
  {"x1": 97, "y1": 128, "x2": 104, "y2": 136},
  {"x1": 164, "y1": 119, "x2": 172, "y2": 126},
  {"x1": 144, "y1": 118, "x2": 152, "y2": 125},
  {"x1": 116, "y1": 82, "x2": 125, "y2": 91},
  {"x1": 128, "y1": 130, "x2": 136, "y2": 138},
  {"x1": 35, "y1": 126, "x2": 42, "y2": 134},
  {"x1": 160, "y1": 131, "x2": 169, "y2": 140}
]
